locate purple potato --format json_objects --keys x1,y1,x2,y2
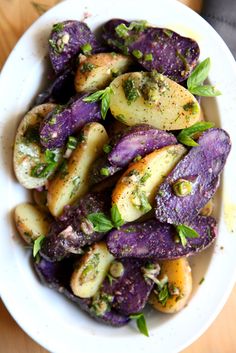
[
  {"x1": 90, "y1": 156, "x2": 122, "y2": 185},
  {"x1": 155, "y1": 128, "x2": 231, "y2": 224},
  {"x1": 35, "y1": 257, "x2": 129, "y2": 326},
  {"x1": 40, "y1": 191, "x2": 111, "y2": 262},
  {"x1": 49, "y1": 21, "x2": 102, "y2": 74},
  {"x1": 35, "y1": 69, "x2": 76, "y2": 105},
  {"x1": 103, "y1": 19, "x2": 200, "y2": 82},
  {"x1": 40, "y1": 94, "x2": 101, "y2": 149},
  {"x1": 101, "y1": 258, "x2": 158, "y2": 315},
  {"x1": 106, "y1": 216, "x2": 217, "y2": 259},
  {"x1": 108, "y1": 124, "x2": 177, "y2": 167}
]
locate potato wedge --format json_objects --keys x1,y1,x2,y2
[
  {"x1": 14, "y1": 203, "x2": 50, "y2": 244},
  {"x1": 70, "y1": 242, "x2": 114, "y2": 298},
  {"x1": 110, "y1": 72, "x2": 201, "y2": 130},
  {"x1": 75, "y1": 53, "x2": 132, "y2": 93},
  {"x1": 47, "y1": 122, "x2": 109, "y2": 217},
  {"x1": 149, "y1": 257, "x2": 192, "y2": 314},
  {"x1": 13, "y1": 103, "x2": 64, "y2": 189},
  {"x1": 33, "y1": 189, "x2": 48, "y2": 212},
  {"x1": 112, "y1": 144, "x2": 186, "y2": 222}
]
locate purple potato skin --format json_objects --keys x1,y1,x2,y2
[
  {"x1": 49, "y1": 21, "x2": 102, "y2": 74},
  {"x1": 101, "y1": 258, "x2": 157, "y2": 315},
  {"x1": 35, "y1": 69, "x2": 76, "y2": 105},
  {"x1": 106, "y1": 216, "x2": 217, "y2": 259},
  {"x1": 103, "y1": 19, "x2": 200, "y2": 82},
  {"x1": 39, "y1": 93, "x2": 101, "y2": 149},
  {"x1": 155, "y1": 128, "x2": 231, "y2": 224},
  {"x1": 40, "y1": 191, "x2": 111, "y2": 262},
  {"x1": 34, "y1": 257, "x2": 129, "y2": 326},
  {"x1": 108, "y1": 124, "x2": 177, "y2": 167}
]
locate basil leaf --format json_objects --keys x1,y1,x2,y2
[
  {"x1": 187, "y1": 58, "x2": 211, "y2": 90},
  {"x1": 130, "y1": 313, "x2": 149, "y2": 337},
  {"x1": 87, "y1": 213, "x2": 113, "y2": 232},
  {"x1": 177, "y1": 121, "x2": 215, "y2": 147},
  {"x1": 83, "y1": 90, "x2": 104, "y2": 103},
  {"x1": 33, "y1": 235, "x2": 45, "y2": 257},
  {"x1": 45, "y1": 149, "x2": 56, "y2": 163},
  {"x1": 101, "y1": 88, "x2": 112, "y2": 120},
  {"x1": 188, "y1": 85, "x2": 221, "y2": 97},
  {"x1": 176, "y1": 224, "x2": 199, "y2": 247},
  {"x1": 111, "y1": 204, "x2": 124, "y2": 228}
]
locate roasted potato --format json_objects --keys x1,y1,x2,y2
[
  {"x1": 70, "y1": 242, "x2": 114, "y2": 298},
  {"x1": 47, "y1": 122, "x2": 109, "y2": 217},
  {"x1": 75, "y1": 53, "x2": 132, "y2": 93},
  {"x1": 14, "y1": 203, "x2": 50, "y2": 244},
  {"x1": 149, "y1": 257, "x2": 192, "y2": 313},
  {"x1": 112, "y1": 144, "x2": 186, "y2": 222}
]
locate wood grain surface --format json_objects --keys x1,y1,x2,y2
[{"x1": 0, "y1": 0, "x2": 236, "y2": 352}]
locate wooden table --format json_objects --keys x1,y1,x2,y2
[{"x1": 1, "y1": 0, "x2": 236, "y2": 352}]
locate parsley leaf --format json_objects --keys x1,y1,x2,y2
[
  {"x1": 187, "y1": 58, "x2": 221, "y2": 97},
  {"x1": 129, "y1": 313, "x2": 149, "y2": 337},
  {"x1": 111, "y1": 204, "x2": 124, "y2": 228},
  {"x1": 177, "y1": 121, "x2": 215, "y2": 147},
  {"x1": 83, "y1": 87, "x2": 113, "y2": 119},
  {"x1": 87, "y1": 213, "x2": 113, "y2": 232},
  {"x1": 33, "y1": 235, "x2": 45, "y2": 257},
  {"x1": 175, "y1": 224, "x2": 199, "y2": 247}
]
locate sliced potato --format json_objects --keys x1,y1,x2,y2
[
  {"x1": 200, "y1": 199, "x2": 214, "y2": 216},
  {"x1": 70, "y1": 242, "x2": 114, "y2": 298},
  {"x1": 47, "y1": 122, "x2": 109, "y2": 217},
  {"x1": 75, "y1": 53, "x2": 132, "y2": 93},
  {"x1": 112, "y1": 144, "x2": 186, "y2": 222},
  {"x1": 110, "y1": 72, "x2": 201, "y2": 130},
  {"x1": 13, "y1": 103, "x2": 63, "y2": 189},
  {"x1": 149, "y1": 257, "x2": 192, "y2": 314},
  {"x1": 14, "y1": 203, "x2": 50, "y2": 244}
]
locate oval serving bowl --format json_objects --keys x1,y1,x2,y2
[{"x1": 0, "y1": 0, "x2": 236, "y2": 352}]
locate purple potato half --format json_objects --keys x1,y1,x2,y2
[
  {"x1": 49, "y1": 20, "x2": 102, "y2": 74},
  {"x1": 108, "y1": 124, "x2": 177, "y2": 167},
  {"x1": 155, "y1": 128, "x2": 231, "y2": 224},
  {"x1": 106, "y1": 216, "x2": 217, "y2": 259},
  {"x1": 101, "y1": 258, "x2": 158, "y2": 315},
  {"x1": 35, "y1": 257, "x2": 129, "y2": 326},
  {"x1": 40, "y1": 191, "x2": 111, "y2": 262},
  {"x1": 40, "y1": 94, "x2": 101, "y2": 149},
  {"x1": 103, "y1": 19, "x2": 200, "y2": 82}
]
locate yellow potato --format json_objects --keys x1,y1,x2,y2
[
  {"x1": 110, "y1": 72, "x2": 201, "y2": 130},
  {"x1": 70, "y1": 242, "x2": 114, "y2": 298},
  {"x1": 112, "y1": 144, "x2": 186, "y2": 222},
  {"x1": 14, "y1": 203, "x2": 50, "y2": 244},
  {"x1": 75, "y1": 53, "x2": 132, "y2": 93},
  {"x1": 47, "y1": 122, "x2": 108, "y2": 217},
  {"x1": 13, "y1": 103, "x2": 57, "y2": 189},
  {"x1": 149, "y1": 258, "x2": 192, "y2": 314}
]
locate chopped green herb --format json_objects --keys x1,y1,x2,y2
[
  {"x1": 163, "y1": 29, "x2": 173, "y2": 37},
  {"x1": 115, "y1": 23, "x2": 130, "y2": 38},
  {"x1": 111, "y1": 68, "x2": 120, "y2": 78},
  {"x1": 31, "y1": 149, "x2": 58, "y2": 178},
  {"x1": 132, "y1": 189, "x2": 152, "y2": 212},
  {"x1": 183, "y1": 102, "x2": 199, "y2": 114},
  {"x1": 133, "y1": 155, "x2": 142, "y2": 162},
  {"x1": 100, "y1": 167, "x2": 110, "y2": 176},
  {"x1": 80, "y1": 62, "x2": 95, "y2": 73},
  {"x1": 103, "y1": 144, "x2": 112, "y2": 154},
  {"x1": 175, "y1": 224, "x2": 199, "y2": 247},
  {"x1": 87, "y1": 213, "x2": 113, "y2": 232},
  {"x1": 199, "y1": 277, "x2": 205, "y2": 285},
  {"x1": 33, "y1": 235, "x2": 45, "y2": 257},
  {"x1": 81, "y1": 43, "x2": 92, "y2": 55},
  {"x1": 107, "y1": 273, "x2": 116, "y2": 285},
  {"x1": 115, "y1": 20, "x2": 147, "y2": 39},
  {"x1": 176, "y1": 50, "x2": 190, "y2": 72},
  {"x1": 173, "y1": 179, "x2": 193, "y2": 197},
  {"x1": 83, "y1": 87, "x2": 113, "y2": 119},
  {"x1": 52, "y1": 23, "x2": 64, "y2": 33},
  {"x1": 158, "y1": 283, "x2": 170, "y2": 306},
  {"x1": 70, "y1": 176, "x2": 81, "y2": 198},
  {"x1": 132, "y1": 49, "x2": 143, "y2": 59},
  {"x1": 111, "y1": 204, "x2": 124, "y2": 228},
  {"x1": 67, "y1": 136, "x2": 78, "y2": 150},
  {"x1": 187, "y1": 58, "x2": 221, "y2": 97},
  {"x1": 144, "y1": 53, "x2": 153, "y2": 62},
  {"x1": 140, "y1": 171, "x2": 151, "y2": 184},
  {"x1": 123, "y1": 78, "x2": 140, "y2": 104},
  {"x1": 177, "y1": 121, "x2": 215, "y2": 147},
  {"x1": 129, "y1": 313, "x2": 149, "y2": 337}
]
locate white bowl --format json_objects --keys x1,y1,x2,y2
[{"x1": 0, "y1": 0, "x2": 236, "y2": 352}]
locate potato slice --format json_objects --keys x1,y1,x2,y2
[
  {"x1": 71, "y1": 242, "x2": 114, "y2": 298},
  {"x1": 14, "y1": 203, "x2": 50, "y2": 244},
  {"x1": 47, "y1": 122, "x2": 109, "y2": 217},
  {"x1": 75, "y1": 53, "x2": 132, "y2": 93},
  {"x1": 112, "y1": 144, "x2": 186, "y2": 222},
  {"x1": 13, "y1": 103, "x2": 60, "y2": 189},
  {"x1": 33, "y1": 189, "x2": 48, "y2": 212},
  {"x1": 149, "y1": 258, "x2": 192, "y2": 314},
  {"x1": 110, "y1": 72, "x2": 201, "y2": 130}
]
